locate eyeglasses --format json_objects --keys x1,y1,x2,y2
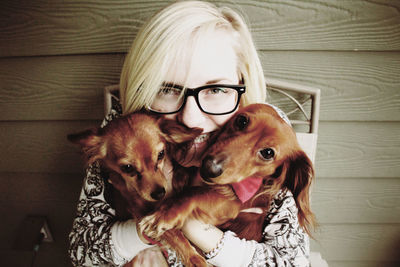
[{"x1": 148, "y1": 83, "x2": 246, "y2": 115}]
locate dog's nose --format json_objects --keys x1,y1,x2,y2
[
  {"x1": 151, "y1": 186, "x2": 166, "y2": 200},
  {"x1": 200, "y1": 155, "x2": 225, "y2": 181}
]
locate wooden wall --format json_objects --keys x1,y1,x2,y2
[{"x1": 0, "y1": 0, "x2": 399, "y2": 266}]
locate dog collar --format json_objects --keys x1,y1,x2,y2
[{"x1": 231, "y1": 176, "x2": 263, "y2": 203}]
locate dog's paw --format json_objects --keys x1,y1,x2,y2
[
  {"x1": 189, "y1": 254, "x2": 208, "y2": 267},
  {"x1": 139, "y1": 214, "x2": 162, "y2": 239},
  {"x1": 139, "y1": 211, "x2": 185, "y2": 239},
  {"x1": 177, "y1": 244, "x2": 208, "y2": 267}
]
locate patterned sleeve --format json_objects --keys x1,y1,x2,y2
[
  {"x1": 68, "y1": 102, "x2": 128, "y2": 266},
  {"x1": 248, "y1": 189, "x2": 310, "y2": 267},
  {"x1": 203, "y1": 189, "x2": 310, "y2": 267}
]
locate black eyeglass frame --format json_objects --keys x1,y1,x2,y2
[{"x1": 148, "y1": 84, "x2": 246, "y2": 115}]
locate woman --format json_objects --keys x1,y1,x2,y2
[{"x1": 69, "y1": 1, "x2": 311, "y2": 266}]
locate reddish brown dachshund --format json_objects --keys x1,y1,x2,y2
[
  {"x1": 68, "y1": 112, "x2": 207, "y2": 267},
  {"x1": 140, "y1": 104, "x2": 316, "y2": 254}
]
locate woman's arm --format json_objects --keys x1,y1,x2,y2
[
  {"x1": 181, "y1": 190, "x2": 310, "y2": 267},
  {"x1": 181, "y1": 219, "x2": 224, "y2": 253},
  {"x1": 68, "y1": 161, "x2": 128, "y2": 266}
]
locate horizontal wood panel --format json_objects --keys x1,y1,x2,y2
[
  {"x1": 0, "y1": 172, "x2": 82, "y2": 204},
  {"x1": 0, "y1": 172, "x2": 79, "y2": 266},
  {"x1": 310, "y1": 224, "x2": 400, "y2": 261},
  {"x1": 312, "y1": 178, "x2": 400, "y2": 224},
  {"x1": 1, "y1": 0, "x2": 399, "y2": 57},
  {"x1": 0, "y1": 248, "x2": 72, "y2": 267},
  {"x1": 0, "y1": 250, "x2": 36, "y2": 267},
  {"x1": 316, "y1": 121, "x2": 400, "y2": 178},
  {"x1": 1, "y1": 51, "x2": 399, "y2": 121},
  {"x1": 0, "y1": 201, "x2": 77, "y2": 249},
  {"x1": 0, "y1": 121, "x2": 97, "y2": 174},
  {"x1": 263, "y1": 51, "x2": 400, "y2": 122},
  {"x1": 0, "y1": 121, "x2": 399, "y2": 177},
  {"x1": 327, "y1": 261, "x2": 400, "y2": 267},
  {"x1": 0, "y1": 203, "x2": 75, "y2": 266},
  {"x1": 0, "y1": 54, "x2": 123, "y2": 121},
  {"x1": 0, "y1": 172, "x2": 82, "y2": 250}
]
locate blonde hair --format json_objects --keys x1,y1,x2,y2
[{"x1": 120, "y1": 0, "x2": 266, "y2": 114}]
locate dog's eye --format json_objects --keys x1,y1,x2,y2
[
  {"x1": 157, "y1": 150, "x2": 165, "y2": 161},
  {"x1": 234, "y1": 114, "x2": 249, "y2": 131},
  {"x1": 120, "y1": 164, "x2": 136, "y2": 175},
  {"x1": 258, "y1": 148, "x2": 275, "y2": 161}
]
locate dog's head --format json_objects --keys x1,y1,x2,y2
[
  {"x1": 199, "y1": 103, "x2": 315, "y2": 232},
  {"x1": 68, "y1": 112, "x2": 201, "y2": 202}
]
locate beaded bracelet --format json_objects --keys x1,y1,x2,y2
[{"x1": 204, "y1": 231, "x2": 236, "y2": 259}]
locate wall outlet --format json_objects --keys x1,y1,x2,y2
[
  {"x1": 40, "y1": 218, "x2": 54, "y2": 242},
  {"x1": 14, "y1": 215, "x2": 53, "y2": 251}
]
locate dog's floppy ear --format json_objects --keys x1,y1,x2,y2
[
  {"x1": 283, "y1": 150, "x2": 316, "y2": 235},
  {"x1": 158, "y1": 119, "x2": 203, "y2": 144},
  {"x1": 67, "y1": 128, "x2": 106, "y2": 165}
]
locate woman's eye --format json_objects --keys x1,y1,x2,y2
[
  {"x1": 258, "y1": 148, "x2": 275, "y2": 161},
  {"x1": 205, "y1": 87, "x2": 227, "y2": 94},
  {"x1": 157, "y1": 150, "x2": 165, "y2": 161},
  {"x1": 120, "y1": 164, "x2": 136, "y2": 175},
  {"x1": 159, "y1": 87, "x2": 181, "y2": 96}
]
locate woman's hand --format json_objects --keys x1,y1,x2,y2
[{"x1": 127, "y1": 247, "x2": 168, "y2": 267}]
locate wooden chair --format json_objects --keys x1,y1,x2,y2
[
  {"x1": 266, "y1": 78, "x2": 320, "y2": 164},
  {"x1": 104, "y1": 81, "x2": 327, "y2": 266}
]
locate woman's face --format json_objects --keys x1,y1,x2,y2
[{"x1": 163, "y1": 31, "x2": 240, "y2": 166}]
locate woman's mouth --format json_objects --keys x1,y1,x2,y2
[{"x1": 178, "y1": 133, "x2": 211, "y2": 167}]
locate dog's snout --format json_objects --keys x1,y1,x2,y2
[
  {"x1": 151, "y1": 186, "x2": 166, "y2": 200},
  {"x1": 200, "y1": 155, "x2": 225, "y2": 181}
]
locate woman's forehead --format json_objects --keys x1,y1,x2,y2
[{"x1": 164, "y1": 29, "x2": 239, "y2": 87}]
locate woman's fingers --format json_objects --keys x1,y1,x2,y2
[{"x1": 129, "y1": 247, "x2": 168, "y2": 267}]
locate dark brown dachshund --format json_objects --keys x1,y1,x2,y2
[
  {"x1": 68, "y1": 112, "x2": 207, "y2": 267},
  {"x1": 140, "y1": 104, "x2": 316, "y2": 254}
]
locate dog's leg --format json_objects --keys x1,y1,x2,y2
[
  {"x1": 140, "y1": 186, "x2": 241, "y2": 239},
  {"x1": 161, "y1": 229, "x2": 208, "y2": 267}
]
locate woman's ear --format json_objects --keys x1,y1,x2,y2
[
  {"x1": 158, "y1": 118, "x2": 203, "y2": 144},
  {"x1": 67, "y1": 128, "x2": 107, "y2": 165}
]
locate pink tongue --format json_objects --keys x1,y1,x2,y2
[{"x1": 231, "y1": 177, "x2": 263, "y2": 203}]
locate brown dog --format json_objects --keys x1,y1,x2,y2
[
  {"x1": 140, "y1": 104, "x2": 316, "y2": 254},
  {"x1": 68, "y1": 112, "x2": 207, "y2": 266}
]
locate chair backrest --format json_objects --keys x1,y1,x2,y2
[
  {"x1": 104, "y1": 84, "x2": 120, "y2": 116},
  {"x1": 266, "y1": 79, "x2": 320, "y2": 163},
  {"x1": 104, "y1": 80, "x2": 320, "y2": 162}
]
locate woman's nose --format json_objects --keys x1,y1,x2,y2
[{"x1": 179, "y1": 96, "x2": 206, "y2": 128}]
